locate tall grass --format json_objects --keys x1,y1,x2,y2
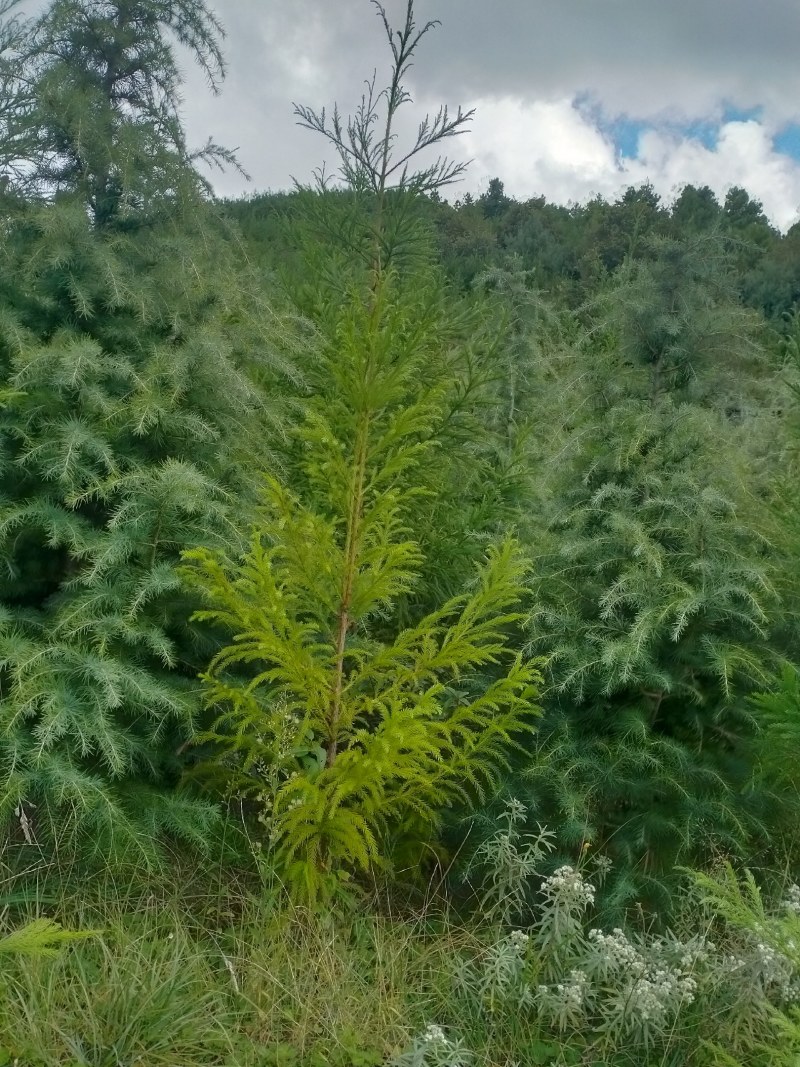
[{"x1": 1, "y1": 831, "x2": 799, "y2": 1066}]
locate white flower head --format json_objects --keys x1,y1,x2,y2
[
  {"x1": 422, "y1": 1023, "x2": 450, "y2": 1047},
  {"x1": 784, "y1": 884, "x2": 800, "y2": 916},
  {"x1": 541, "y1": 865, "x2": 596, "y2": 910}
]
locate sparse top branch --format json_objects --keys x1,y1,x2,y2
[{"x1": 293, "y1": 0, "x2": 474, "y2": 199}]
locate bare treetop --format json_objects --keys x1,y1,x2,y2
[{"x1": 293, "y1": 0, "x2": 473, "y2": 198}]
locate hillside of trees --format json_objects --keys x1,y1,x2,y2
[
  {"x1": 3, "y1": 1, "x2": 800, "y2": 1064},
  {"x1": 233, "y1": 173, "x2": 800, "y2": 326}
]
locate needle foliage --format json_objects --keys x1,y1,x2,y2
[{"x1": 183, "y1": 0, "x2": 541, "y2": 901}]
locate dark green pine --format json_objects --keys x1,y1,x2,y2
[{"x1": 0, "y1": 0, "x2": 288, "y2": 860}]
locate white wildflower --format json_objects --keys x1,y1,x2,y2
[
  {"x1": 784, "y1": 884, "x2": 800, "y2": 916},
  {"x1": 556, "y1": 969, "x2": 588, "y2": 1013},
  {"x1": 509, "y1": 929, "x2": 530, "y2": 950},
  {"x1": 423, "y1": 1024, "x2": 450, "y2": 1046},
  {"x1": 535, "y1": 969, "x2": 590, "y2": 1030},
  {"x1": 541, "y1": 866, "x2": 596, "y2": 909},
  {"x1": 587, "y1": 927, "x2": 640, "y2": 975},
  {"x1": 592, "y1": 855, "x2": 613, "y2": 877}
]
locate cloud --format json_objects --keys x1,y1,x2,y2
[
  {"x1": 171, "y1": 0, "x2": 800, "y2": 228},
  {"x1": 16, "y1": 0, "x2": 800, "y2": 227},
  {"x1": 413, "y1": 0, "x2": 800, "y2": 126},
  {"x1": 457, "y1": 99, "x2": 800, "y2": 229},
  {"x1": 458, "y1": 97, "x2": 621, "y2": 203},
  {"x1": 633, "y1": 121, "x2": 800, "y2": 230}
]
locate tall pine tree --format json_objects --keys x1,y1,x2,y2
[{"x1": 0, "y1": 0, "x2": 287, "y2": 860}]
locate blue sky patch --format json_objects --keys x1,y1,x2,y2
[
  {"x1": 679, "y1": 118, "x2": 718, "y2": 149},
  {"x1": 774, "y1": 123, "x2": 800, "y2": 160},
  {"x1": 721, "y1": 104, "x2": 763, "y2": 125},
  {"x1": 577, "y1": 97, "x2": 800, "y2": 165},
  {"x1": 603, "y1": 115, "x2": 719, "y2": 162},
  {"x1": 574, "y1": 97, "x2": 648, "y2": 160},
  {"x1": 609, "y1": 118, "x2": 643, "y2": 160}
]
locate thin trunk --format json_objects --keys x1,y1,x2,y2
[{"x1": 326, "y1": 410, "x2": 371, "y2": 766}]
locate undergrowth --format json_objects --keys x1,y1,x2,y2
[{"x1": 1, "y1": 820, "x2": 800, "y2": 1067}]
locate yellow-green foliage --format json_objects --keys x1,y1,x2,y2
[
  {"x1": 185, "y1": 503, "x2": 540, "y2": 900},
  {"x1": 0, "y1": 918, "x2": 95, "y2": 958},
  {"x1": 183, "y1": 1, "x2": 541, "y2": 901},
  {"x1": 184, "y1": 270, "x2": 541, "y2": 900}
]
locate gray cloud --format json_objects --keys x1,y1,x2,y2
[
  {"x1": 15, "y1": 1, "x2": 800, "y2": 223},
  {"x1": 416, "y1": 0, "x2": 800, "y2": 121},
  {"x1": 178, "y1": 0, "x2": 800, "y2": 216}
]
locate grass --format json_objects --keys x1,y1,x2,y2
[
  {"x1": 0, "y1": 857, "x2": 464, "y2": 1066},
  {"x1": 0, "y1": 847, "x2": 799, "y2": 1066}
]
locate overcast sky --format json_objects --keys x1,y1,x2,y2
[{"x1": 92, "y1": 1, "x2": 800, "y2": 228}]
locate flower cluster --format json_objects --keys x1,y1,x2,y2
[
  {"x1": 422, "y1": 1025, "x2": 450, "y2": 1046},
  {"x1": 509, "y1": 929, "x2": 530, "y2": 951},
  {"x1": 558, "y1": 969, "x2": 589, "y2": 1013},
  {"x1": 586, "y1": 927, "x2": 639, "y2": 976},
  {"x1": 677, "y1": 937, "x2": 713, "y2": 970},
  {"x1": 608, "y1": 966, "x2": 698, "y2": 1031},
  {"x1": 540, "y1": 866, "x2": 596, "y2": 911},
  {"x1": 536, "y1": 969, "x2": 590, "y2": 1031},
  {"x1": 391, "y1": 1024, "x2": 472, "y2": 1067},
  {"x1": 535, "y1": 865, "x2": 597, "y2": 955},
  {"x1": 784, "y1": 884, "x2": 800, "y2": 917},
  {"x1": 749, "y1": 938, "x2": 798, "y2": 1001}
]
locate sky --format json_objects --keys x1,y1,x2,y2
[{"x1": 36, "y1": 0, "x2": 800, "y2": 229}]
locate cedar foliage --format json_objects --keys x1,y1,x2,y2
[
  {"x1": 183, "y1": 1, "x2": 541, "y2": 901},
  {"x1": 0, "y1": 917, "x2": 94, "y2": 958},
  {"x1": 522, "y1": 401, "x2": 777, "y2": 904},
  {"x1": 505, "y1": 236, "x2": 782, "y2": 908}
]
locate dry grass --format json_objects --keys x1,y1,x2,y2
[{"x1": 0, "y1": 868, "x2": 478, "y2": 1066}]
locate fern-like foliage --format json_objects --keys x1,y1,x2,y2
[
  {"x1": 532, "y1": 400, "x2": 774, "y2": 708},
  {"x1": 497, "y1": 243, "x2": 781, "y2": 911},
  {"x1": 745, "y1": 668, "x2": 800, "y2": 855},
  {"x1": 183, "y1": 1, "x2": 540, "y2": 901},
  {"x1": 183, "y1": 301, "x2": 541, "y2": 899},
  {"x1": 0, "y1": 205, "x2": 292, "y2": 856},
  {"x1": 599, "y1": 233, "x2": 764, "y2": 409},
  {"x1": 0, "y1": 3, "x2": 294, "y2": 859},
  {"x1": 0, "y1": 917, "x2": 95, "y2": 958},
  {"x1": 520, "y1": 404, "x2": 777, "y2": 910}
]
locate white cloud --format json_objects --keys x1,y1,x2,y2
[
  {"x1": 633, "y1": 122, "x2": 800, "y2": 230},
  {"x1": 17, "y1": 0, "x2": 800, "y2": 226},
  {"x1": 458, "y1": 97, "x2": 620, "y2": 202},
  {"x1": 454, "y1": 99, "x2": 800, "y2": 230}
]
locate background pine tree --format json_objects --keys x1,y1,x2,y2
[{"x1": 0, "y1": 0, "x2": 291, "y2": 859}]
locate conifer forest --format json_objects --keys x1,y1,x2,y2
[{"x1": 4, "y1": 1, "x2": 800, "y2": 1063}]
